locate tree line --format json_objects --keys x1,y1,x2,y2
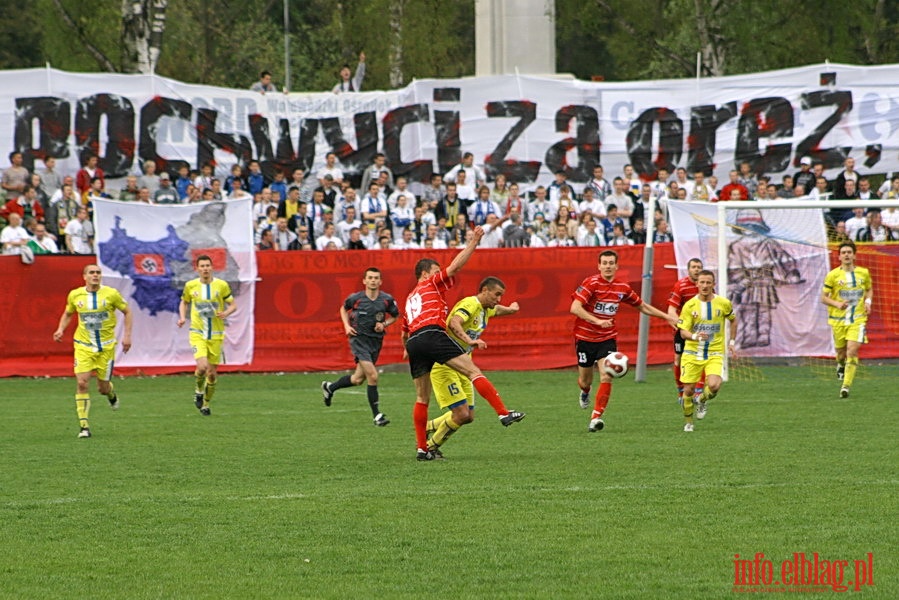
[{"x1": 1, "y1": 0, "x2": 897, "y2": 89}]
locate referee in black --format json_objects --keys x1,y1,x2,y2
[{"x1": 321, "y1": 267, "x2": 399, "y2": 426}]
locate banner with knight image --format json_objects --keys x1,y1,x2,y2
[
  {"x1": 93, "y1": 198, "x2": 256, "y2": 366},
  {"x1": 667, "y1": 200, "x2": 832, "y2": 357}
]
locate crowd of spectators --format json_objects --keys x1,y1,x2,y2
[{"x1": 3, "y1": 148, "x2": 898, "y2": 259}]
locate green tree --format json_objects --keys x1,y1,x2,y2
[{"x1": 0, "y1": 0, "x2": 43, "y2": 69}]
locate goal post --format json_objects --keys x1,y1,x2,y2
[
  {"x1": 712, "y1": 199, "x2": 899, "y2": 307},
  {"x1": 666, "y1": 198, "x2": 899, "y2": 380}
]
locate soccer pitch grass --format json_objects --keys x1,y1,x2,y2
[{"x1": 2, "y1": 367, "x2": 896, "y2": 599}]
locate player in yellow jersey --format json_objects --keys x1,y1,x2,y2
[
  {"x1": 677, "y1": 270, "x2": 736, "y2": 432},
  {"x1": 53, "y1": 264, "x2": 133, "y2": 438},
  {"x1": 177, "y1": 254, "x2": 237, "y2": 415},
  {"x1": 820, "y1": 241, "x2": 872, "y2": 399},
  {"x1": 426, "y1": 276, "x2": 524, "y2": 457}
]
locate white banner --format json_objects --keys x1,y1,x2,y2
[
  {"x1": 667, "y1": 200, "x2": 832, "y2": 357},
  {"x1": 93, "y1": 198, "x2": 256, "y2": 366},
  {"x1": 3, "y1": 63, "x2": 899, "y2": 193}
]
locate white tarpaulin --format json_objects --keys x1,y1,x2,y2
[
  {"x1": 667, "y1": 200, "x2": 832, "y2": 357},
  {"x1": 3, "y1": 63, "x2": 899, "y2": 191},
  {"x1": 93, "y1": 198, "x2": 256, "y2": 366}
]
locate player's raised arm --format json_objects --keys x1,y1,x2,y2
[
  {"x1": 446, "y1": 226, "x2": 485, "y2": 277},
  {"x1": 494, "y1": 301, "x2": 520, "y2": 316}
]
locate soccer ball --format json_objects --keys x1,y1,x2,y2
[{"x1": 602, "y1": 352, "x2": 629, "y2": 378}]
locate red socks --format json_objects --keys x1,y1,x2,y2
[
  {"x1": 471, "y1": 375, "x2": 508, "y2": 416},
  {"x1": 413, "y1": 402, "x2": 429, "y2": 450},
  {"x1": 592, "y1": 382, "x2": 612, "y2": 418}
]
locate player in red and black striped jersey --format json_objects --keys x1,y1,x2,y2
[
  {"x1": 401, "y1": 226, "x2": 514, "y2": 461},
  {"x1": 666, "y1": 257, "x2": 704, "y2": 403},
  {"x1": 570, "y1": 250, "x2": 677, "y2": 432}
]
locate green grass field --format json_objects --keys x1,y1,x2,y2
[{"x1": 2, "y1": 367, "x2": 896, "y2": 599}]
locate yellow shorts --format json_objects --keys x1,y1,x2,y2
[
  {"x1": 190, "y1": 334, "x2": 224, "y2": 365},
  {"x1": 680, "y1": 353, "x2": 722, "y2": 384},
  {"x1": 831, "y1": 323, "x2": 867, "y2": 349},
  {"x1": 74, "y1": 344, "x2": 116, "y2": 380},
  {"x1": 430, "y1": 363, "x2": 473, "y2": 410}
]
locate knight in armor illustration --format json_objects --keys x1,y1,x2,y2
[{"x1": 727, "y1": 209, "x2": 804, "y2": 348}]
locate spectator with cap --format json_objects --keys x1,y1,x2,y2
[
  {"x1": 153, "y1": 172, "x2": 180, "y2": 204},
  {"x1": 793, "y1": 156, "x2": 816, "y2": 194}
]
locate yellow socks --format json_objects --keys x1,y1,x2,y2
[{"x1": 75, "y1": 394, "x2": 90, "y2": 429}]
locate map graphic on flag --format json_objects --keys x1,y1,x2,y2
[{"x1": 94, "y1": 198, "x2": 256, "y2": 367}]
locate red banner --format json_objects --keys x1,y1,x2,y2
[{"x1": 3, "y1": 244, "x2": 895, "y2": 377}]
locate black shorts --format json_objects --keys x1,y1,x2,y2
[
  {"x1": 405, "y1": 326, "x2": 466, "y2": 379},
  {"x1": 350, "y1": 335, "x2": 384, "y2": 364},
  {"x1": 575, "y1": 339, "x2": 617, "y2": 368},
  {"x1": 673, "y1": 329, "x2": 685, "y2": 355}
]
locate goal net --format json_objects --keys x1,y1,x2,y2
[{"x1": 667, "y1": 199, "x2": 899, "y2": 382}]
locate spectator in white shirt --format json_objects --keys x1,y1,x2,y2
[
  {"x1": 273, "y1": 218, "x2": 298, "y2": 250},
  {"x1": 479, "y1": 213, "x2": 507, "y2": 248},
  {"x1": 422, "y1": 224, "x2": 449, "y2": 249},
  {"x1": 1, "y1": 212, "x2": 30, "y2": 255},
  {"x1": 316, "y1": 152, "x2": 344, "y2": 187},
  {"x1": 587, "y1": 165, "x2": 612, "y2": 202},
  {"x1": 576, "y1": 215, "x2": 605, "y2": 247},
  {"x1": 392, "y1": 227, "x2": 420, "y2": 249},
  {"x1": 387, "y1": 176, "x2": 416, "y2": 211},
  {"x1": 390, "y1": 194, "x2": 415, "y2": 240},
  {"x1": 683, "y1": 170, "x2": 717, "y2": 201},
  {"x1": 608, "y1": 223, "x2": 634, "y2": 246},
  {"x1": 335, "y1": 206, "x2": 362, "y2": 245},
  {"x1": 527, "y1": 186, "x2": 556, "y2": 224},
  {"x1": 547, "y1": 170, "x2": 569, "y2": 204},
  {"x1": 579, "y1": 187, "x2": 606, "y2": 220},
  {"x1": 468, "y1": 185, "x2": 501, "y2": 226},
  {"x1": 444, "y1": 152, "x2": 486, "y2": 188},
  {"x1": 315, "y1": 222, "x2": 344, "y2": 251},
  {"x1": 844, "y1": 207, "x2": 868, "y2": 241},
  {"x1": 65, "y1": 207, "x2": 94, "y2": 254},
  {"x1": 454, "y1": 169, "x2": 476, "y2": 204},
  {"x1": 605, "y1": 178, "x2": 635, "y2": 218},
  {"x1": 29, "y1": 222, "x2": 59, "y2": 254},
  {"x1": 358, "y1": 222, "x2": 377, "y2": 249},
  {"x1": 335, "y1": 187, "x2": 361, "y2": 221},
  {"x1": 361, "y1": 182, "x2": 388, "y2": 226}
]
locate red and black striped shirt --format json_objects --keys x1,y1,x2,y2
[
  {"x1": 571, "y1": 275, "x2": 641, "y2": 342},
  {"x1": 402, "y1": 268, "x2": 455, "y2": 334}
]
